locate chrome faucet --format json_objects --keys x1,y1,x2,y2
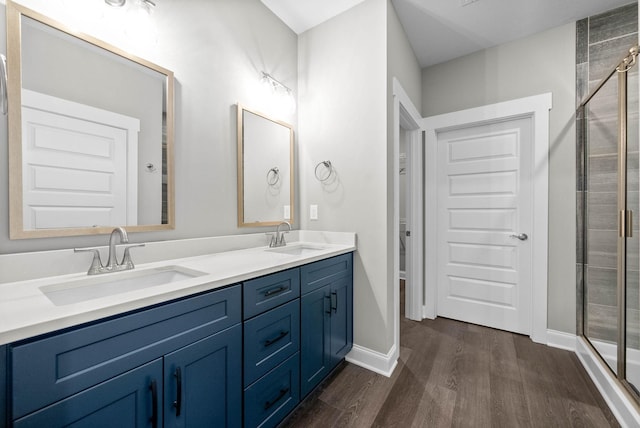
[
  {"x1": 75, "y1": 227, "x2": 145, "y2": 275},
  {"x1": 269, "y1": 221, "x2": 291, "y2": 248},
  {"x1": 107, "y1": 227, "x2": 129, "y2": 269}
]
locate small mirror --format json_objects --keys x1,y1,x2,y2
[
  {"x1": 237, "y1": 105, "x2": 294, "y2": 227},
  {"x1": 7, "y1": 1, "x2": 175, "y2": 239}
]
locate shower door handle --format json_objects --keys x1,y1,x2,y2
[{"x1": 509, "y1": 233, "x2": 528, "y2": 241}]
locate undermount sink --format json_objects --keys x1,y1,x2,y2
[
  {"x1": 40, "y1": 265, "x2": 207, "y2": 306},
  {"x1": 266, "y1": 244, "x2": 327, "y2": 256}
]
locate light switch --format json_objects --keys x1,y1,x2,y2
[
  {"x1": 310, "y1": 204, "x2": 318, "y2": 220},
  {"x1": 284, "y1": 205, "x2": 291, "y2": 220}
]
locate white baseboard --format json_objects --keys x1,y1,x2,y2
[
  {"x1": 346, "y1": 343, "x2": 398, "y2": 377},
  {"x1": 545, "y1": 329, "x2": 640, "y2": 427},
  {"x1": 576, "y1": 337, "x2": 640, "y2": 428},
  {"x1": 546, "y1": 329, "x2": 577, "y2": 351}
]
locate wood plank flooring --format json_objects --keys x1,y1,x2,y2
[{"x1": 282, "y1": 284, "x2": 620, "y2": 427}]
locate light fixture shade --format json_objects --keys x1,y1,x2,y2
[{"x1": 105, "y1": 0, "x2": 126, "y2": 6}]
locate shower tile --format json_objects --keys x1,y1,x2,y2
[
  {"x1": 586, "y1": 191, "x2": 616, "y2": 230},
  {"x1": 628, "y1": 235, "x2": 639, "y2": 270},
  {"x1": 587, "y1": 117, "x2": 618, "y2": 156},
  {"x1": 586, "y1": 302, "x2": 617, "y2": 342},
  {"x1": 577, "y1": 63, "x2": 589, "y2": 106},
  {"x1": 586, "y1": 76, "x2": 618, "y2": 121},
  {"x1": 589, "y1": 34, "x2": 638, "y2": 83},
  {"x1": 629, "y1": 152, "x2": 639, "y2": 192},
  {"x1": 630, "y1": 191, "x2": 640, "y2": 231},
  {"x1": 588, "y1": 154, "x2": 618, "y2": 193},
  {"x1": 577, "y1": 192, "x2": 584, "y2": 262},
  {"x1": 589, "y1": 3, "x2": 638, "y2": 45},
  {"x1": 626, "y1": 307, "x2": 640, "y2": 349},
  {"x1": 627, "y1": 270, "x2": 640, "y2": 311},
  {"x1": 576, "y1": 114, "x2": 586, "y2": 191},
  {"x1": 586, "y1": 266, "x2": 617, "y2": 306},
  {"x1": 576, "y1": 18, "x2": 589, "y2": 65},
  {"x1": 577, "y1": 263, "x2": 584, "y2": 334},
  {"x1": 587, "y1": 228, "x2": 618, "y2": 269}
]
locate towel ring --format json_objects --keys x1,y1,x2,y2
[
  {"x1": 267, "y1": 167, "x2": 280, "y2": 185},
  {"x1": 314, "y1": 160, "x2": 333, "y2": 182}
]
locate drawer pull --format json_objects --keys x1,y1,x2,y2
[
  {"x1": 264, "y1": 285, "x2": 287, "y2": 297},
  {"x1": 264, "y1": 330, "x2": 289, "y2": 347},
  {"x1": 331, "y1": 291, "x2": 338, "y2": 313},
  {"x1": 325, "y1": 294, "x2": 331, "y2": 314},
  {"x1": 264, "y1": 387, "x2": 290, "y2": 410},
  {"x1": 173, "y1": 367, "x2": 182, "y2": 417},
  {"x1": 150, "y1": 379, "x2": 158, "y2": 428}
]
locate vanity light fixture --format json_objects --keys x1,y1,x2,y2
[
  {"x1": 104, "y1": 0, "x2": 156, "y2": 7},
  {"x1": 261, "y1": 71, "x2": 296, "y2": 113}
]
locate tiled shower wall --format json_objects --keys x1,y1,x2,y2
[{"x1": 577, "y1": 3, "x2": 639, "y2": 345}]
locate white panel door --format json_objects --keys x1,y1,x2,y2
[
  {"x1": 22, "y1": 107, "x2": 128, "y2": 229},
  {"x1": 21, "y1": 90, "x2": 140, "y2": 230},
  {"x1": 436, "y1": 117, "x2": 532, "y2": 334}
]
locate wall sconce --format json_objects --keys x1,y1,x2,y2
[
  {"x1": 105, "y1": 0, "x2": 156, "y2": 9},
  {"x1": 261, "y1": 71, "x2": 296, "y2": 114}
]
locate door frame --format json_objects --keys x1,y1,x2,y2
[
  {"x1": 422, "y1": 93, "x2": 552, "y2": 344},
  {"x1": 392, "y1": 78, "x2": 424, "y2": 364}
]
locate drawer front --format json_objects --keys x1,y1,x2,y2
[
  {"x1": 244, "y1": 299, "x2": 300, "y2": 387},
  {"x1": 11, "y1": 284, "x2": 241, "y2": 419},
  {"x1": 243, "y1": 268, "x2": 300, "y2": 319},
  {"x1": 244, "y1": 352, "x2": 300, "y2": 428},
  {"x1": 301, "y1": 253, "x2": 353, "y2": 295}
]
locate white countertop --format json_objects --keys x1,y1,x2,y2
[{"x1": 0, "y1": 237, "x2": 355, "y2": 345}]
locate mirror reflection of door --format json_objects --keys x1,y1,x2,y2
[
  {"x1": 21, "y1": 90, "x2": 139, "y2": 229},
  {"x1": 7, "y1": 0, "x2": 175, "y2": 239}
]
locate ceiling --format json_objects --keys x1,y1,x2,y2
[{"x1": 261, "y1": 0, "x2": 637, "y2": 68}]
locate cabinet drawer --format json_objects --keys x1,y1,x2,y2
[
  {"x1": 244, "y1": 352, "x2": 300, "y2": 428},
  {"x1": 243, "y1": 268, "x2": 300, "y2": 319},
  {"x1": 11, "y1": 284, "x2": 241, "y2": 419},
  {"x1": 301, "y1": 253, "x2": 352, "y2": 294},
  {"x1": 244, "y1": 299, "x2": 300, "y2": 387}
]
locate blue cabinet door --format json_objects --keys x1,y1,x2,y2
[
  {"x1": 13, "y1": 359, "x2": 162, "y2": 428},
  {"x1": 0, "y1": 345, "x2": 6, "y2": 428},
  {"x1": 164, "y1": 324, "x2": 242, "y2": 428},
  {"x1": 300, "y1": 286, "x2": 331, "y2": 398},
  {"x1": 329, "y1": 276, "x2": 353, "y2": 367}
]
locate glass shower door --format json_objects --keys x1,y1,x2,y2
[
  {"x1": 626, "y1": 66, "x2": 640, "y2": 392},
  {"x1": 584, "y1": 73, "x2": 620, "y2": 375}
]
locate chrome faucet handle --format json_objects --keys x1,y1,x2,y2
[
  {"x1": 266, "y1": 232, "x2": 277, "y2": 248},
  {"x1": 120, "y1": 243, "x2": 145, "y2": 269},
  {"x1": 74, "y1": 247, "x2": 104, "y2": 275},
  {"x1": 278, "y1": 231, "x2": 289, "y2": 246}
]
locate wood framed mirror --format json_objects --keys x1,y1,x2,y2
[
  {"x1": 237, "y1": 104, "x2": 294, "y2": 227},
  {"x1": 7, "y1": 0, "x2": 175, "y2": 239}
]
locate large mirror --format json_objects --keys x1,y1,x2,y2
[
  {"x1": 237, "y1": 105, "x2": 294, "y2": 227},
  {"x1": 7, "y1": 1, "x2": 174, "y2": 239}
]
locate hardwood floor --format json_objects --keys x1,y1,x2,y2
[{"x1": 282, "y1": 283, "x2": 620, "y2": 427}]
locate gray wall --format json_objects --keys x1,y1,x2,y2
[
  {"x1": 0, "y1": 0, "x2": 298, "y2": 254},
  {"x1": 298, "y1": 0, "x2": 390, "y2": 354},
  {"x1": 422, "y1": 23, "x2": 577, "y2": 334},
  {"x1": 298, "y1": 0, "x2": 421, "y2": 356}
]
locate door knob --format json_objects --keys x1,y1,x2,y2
[{"x1": 509, "y1": 233, "x2": 528, "y2": 241}]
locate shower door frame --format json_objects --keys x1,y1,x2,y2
[{"x1": 579, "y1": 45, "x2": 639, "y2": 403}]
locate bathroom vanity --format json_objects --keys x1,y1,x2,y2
[{"x1": 0, "y1": 241, "x2": 353, "y2": 428}]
